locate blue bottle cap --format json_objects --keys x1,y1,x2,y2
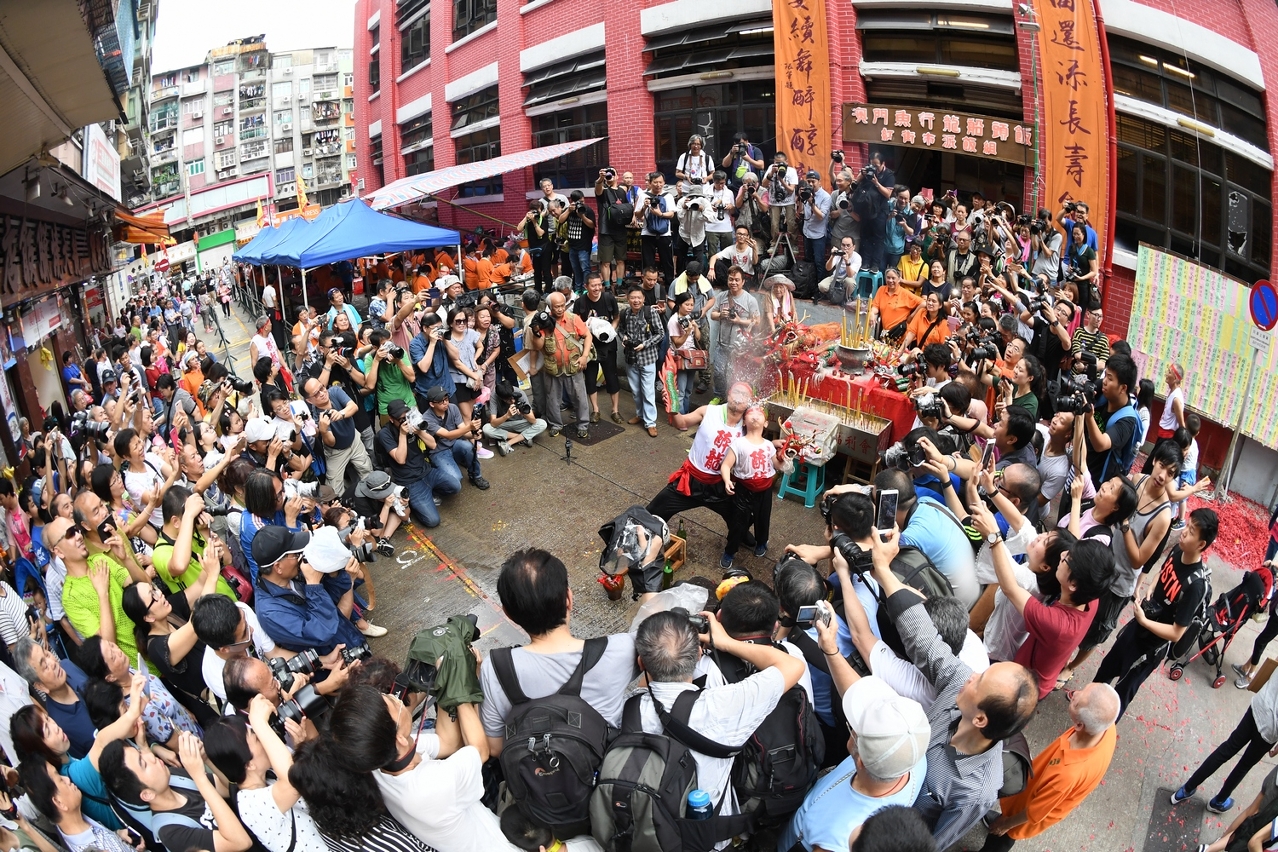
[{"x1": 687, "y1": 789, "x2": 711, "y2": 808}]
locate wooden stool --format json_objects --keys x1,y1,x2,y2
[
  {"x1": 842, "y1": 454, "x2": 881, "y2": 487},
  {"x1": 777, "y1": 461, "x2": 827, "y2": 508}
]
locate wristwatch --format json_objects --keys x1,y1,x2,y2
[{"x1": 986, "y1": 531, "x2": 1003, "y2": 546}]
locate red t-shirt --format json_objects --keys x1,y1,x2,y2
[{"x1": 1015, "y1": 596, "x2": 1097, "y2": 699}]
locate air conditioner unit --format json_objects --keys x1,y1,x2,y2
[
  {"x1": 192, "y1": 109, "x2": 203, "y2": 119},
  {"x1": 283, "y1": 67, "x2": 292, "y2": 75},
  {"x1": 281, "y1": 123, "x2": 293, "y2": 132},
  {"x1": 283, "y1": 95, "x2": 291, "y2": 103},
  {"x1": 302, "y1": 147, "x2": 312, "y2": 156},
  {"x1": 222, "y1": 107, "x2": 232, "y2": 115},
  {"x1": 215, "y1": 136, "x2": 224, "y2": 145}
]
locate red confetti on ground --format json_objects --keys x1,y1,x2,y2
[{"x1": 1188, "y1": 491, "x2": 1270, "y2": 568}]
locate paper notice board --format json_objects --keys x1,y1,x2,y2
[{"x1": 1129, "y1": 245, "x2": 1278, "y2": 450}]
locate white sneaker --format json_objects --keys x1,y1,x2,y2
[{"x1": 476, "y1": 445, "x2": 494, "y2": 459}]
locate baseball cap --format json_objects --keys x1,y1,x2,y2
[
  {"x1": 100, "y1": 369, "x2": 118, "y2": 385},
  {"x1": 425, "y1": 386, "x2": 450, "y2": 404},
  {"x1": 805, "y1": 169, "x2": 820, "y2": 179},
  {"x1": 302, "y1": 526, "x2": 352, "y2": 574},
  {"x1": 244, "y1": 417, "x2": 276, "y2": 444},
  {"x1": 356, "y1": 470, "x2": 397, "y2": 501},
  {"x1": 251, "y1": 526, "x2": 311, "y2": 569},
  {"x1": 437, "y1": 274, "x2": 461, "y2": 289},
  {"x1": 386, "y1": 399, "x2": 411, "y2": 419},
  {"x1": 843, "y1": 677, "x2": 929, "y2": 781}
]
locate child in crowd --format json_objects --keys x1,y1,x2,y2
[
  {"x1": 720, "y1": 405, "x2": 783, "y2": 569},
  {"x1": 500, "y1": 806, "x2": 602, "y2": 852},
  {"x1": 1170, "y1": 414, "x2": 1202, "y2": 531}
]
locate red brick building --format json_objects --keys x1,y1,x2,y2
[{"x1": 353, "y1": 0, "x2": 1277, "y2": 479}]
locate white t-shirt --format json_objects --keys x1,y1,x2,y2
[
  {"x1": 668, "y1": 314, "x2": 697, "y2": 353},
  {"x1": 235, "y1": 786, "x2": 329, "y2": 852},
  {"x1": 1184, "y1": 438, "x2": 1199, "y2": 473},
  {"x1": 761, "y1": 165, "x2": 799, "y2": 207},
  {"x1": 202, "y1": 603, "x2": 277, "y2": 700},
  {"x1": 262, "y1": 285, "x2": 278, "y2": 309},
  {"x1": 376, "y1": 741, "x2": 518, "y2": 852},
  {"x1": 711, "y1": 244, "x2": 757, "y2": 276},
  {"x1": 703, "y1": 186, "x2": 737, "y2": 234},
  {"x1": 123, "y1": 457, "x2": 166, "y2": 527},
  {"x1": 635, "y1": 668, "x2": 786, "y2": 821},
  {"x1": 870, "y1": 631, "x2": 989, "y2": 711}
]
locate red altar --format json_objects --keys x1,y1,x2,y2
[{"x1": 765, "y1": 360, "x2": 915, "y2": 445}]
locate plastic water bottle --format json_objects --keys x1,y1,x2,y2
[{"x1": 687, "y1": 789, "x2": 712, "y2": 820}]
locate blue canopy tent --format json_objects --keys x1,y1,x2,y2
[
  {"x1": 253, "y1": 200, "x2": 460, "y2": 309},
  {"x1": 232, "y1": 217, "x2": 308, "y2": 265}
]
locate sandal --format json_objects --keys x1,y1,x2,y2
[
  {"x1": 1054, "y1": 670, "x2": 1075, "y2": 691},
  {"x1": 590, "y1": 410, "x2": 601, "y2": 424},
  {"x1": 611, "y1": 411, "x2": 624, "y2": 424}
]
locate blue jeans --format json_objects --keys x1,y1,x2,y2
[
  {"x1": 431, "y1": 441, "x2": 480, "y2": 491},
  {"x1": 626, "y1": 361, "x2": 657, "y2": 428},
  {"x1": 805, "y1": 235, "x2": 828, "y2": 272},
  {"x1": 570, "y1": 249, "x2": 591, "y2": 290},
  {"x1": 675, "y1": 369, "x2": 695, "y2": 414},
  {"x1": 403, "y1": 469, "x2": 459, "y2": 528}
]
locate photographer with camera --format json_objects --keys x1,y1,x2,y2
[
  {"x1": 1029, "y1": 209, "x2": 1063, "y2": 287},
  {"x1": 819, "y1": 236, "x2": 862, "y2": 305},
  {"x1": 666, "y1": 292, "x2": 703, "y2": 416},
  {"x1": 529, "y1": 291, "x2": 593, "y2": 439},
  {"x1": 850, "y1": 152, "x2": 896, "y2": 273},
  {"x1": 251, "y1": 526, "x2": 368, "y2": 656},
  {"x1": 482, "y1": 382, "x2": 545, "y2": 454},
  {"x1": 732, "y1": 173, "x2": 769, "y2": 245},
  {"x1": 617, "y1": 284, "x2": 666, "y2": 437},
  {"x1": 1055, "y1": 200, "x2": 1097, "y2": 252},
  {"x1": 377, "y1": 398, "x2": 456, "y2": 529},
  {"x1": 761, "y1": 152, "x2": 800, "y2": 245},
  {"x1": 884, "y1": 186, "x2": 916, "y2": 272},
  {"x1": 574, "y1": 274, "x2": 622, "y2": 425},
  {"x1": 594, "y1": 167, "x2": 631, "y2": 289},
  {"x1": 151, "y1": 488, "x2": 238, "y2": 601},
  {"x1": 709, "y1": 266, "x2": 760, "y2": 400},
  {"x1": 302, "y1": 378, "x2": 372, "y2": 501},
  {"x1": 675, "y1": 184, "x2": 711, "y2": 274},
  {"x1": 702, "y1": 171, "x2": 736, "y2": 260},
  {"x1": 946, "y1": 231, "x2": 979, "y2": 289},
  {"x1": 554, "y1": 191, "x2": 596, "y2": 290},
  {"x1": 421, "y1": 386, "x2": 490, "y2": 492},
  {"x1": 825, "y1": 166, "x2": 858, "y2": 244},
  {"x1": 306, "y1": 330, "x2": 375, "y2": 459},
  {"x1": 1064, "y1": 222, "x2": 1100, "y2": 305},
  {"x1": 638, "y1": 173, "x2": 677, "y2": 285},
  {"x1": 721, "y1": 132, "x2": 763, "y2": 190},
  {"x1": 409, "y1": 312, "x2": 454, "y2": 406},
  {"x1": 797, "y1": 171, "x2": 832, "y2": 271},
  {"x1": 361, "y1": 328, "x2": 417, "y2": 422}
]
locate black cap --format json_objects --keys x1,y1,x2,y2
[
  {"x1": 251, "y1": 526, "x2": 311, "y2": 569},
  {"x1": 386, "y1": 399, "x2": 411, "y2": 419}
]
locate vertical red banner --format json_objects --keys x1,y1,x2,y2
[
  {"x1": 1033, "y1": 0, "x2": 1109, "y2": 257},
  {"x1": 774, "y1": 0, "x2": 831, "y2": 180}
]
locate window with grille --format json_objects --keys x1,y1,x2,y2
[
  {"x1": 453, "y1": 0, "x2": 495, "y2": 42},
  {"x1": 275, "y1": 137, "x2": 294, "y2": 154},
  {"x1": 400, "y1": 2, "x2": 430, "y2": 70},
  {"x1": 277, "y1": 167, "x2": 295, "y2": 183},
  {"x1": 532, "y1": 104, "x2": 608, "y2": 188},
  {"x1": 453, "y1": 126, "x2": 501, "y2": 195},
  {"x1": 369, "y1": 58, "x2": 380, "y2": 93},
  {"x1": 523, "y1": 49, "x2": 604, "y2": 107},
  {"x1": 451, "y1": 86, "x2": 498, "y2": 132},
  {"x1": 400, "y1": 113, "x2": 433, "y2": 151}
]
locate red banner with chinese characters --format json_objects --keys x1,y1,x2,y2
[
  {"x1": 1033, "y1": 0, "x2": 1107, "y2": 249},
  {"x1": 773, "y1": 0, "x2": 831, "y2": 181}
]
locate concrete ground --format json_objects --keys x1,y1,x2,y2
[{"x1": 197, "y1": 293, "x2": 1265, "y2": 852}]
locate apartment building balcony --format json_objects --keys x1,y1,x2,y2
[{"x1": 152, "y1": 84, "x2": 179, "y2": 101}]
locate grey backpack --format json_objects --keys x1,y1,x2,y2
[{"x1": 590, "y1": 688, "x2": 753, "y2": 852}]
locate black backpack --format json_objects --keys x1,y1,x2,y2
[
  {"x1": 605, "y1": 188, "x2": 636, "y2": 229},
  {"x1": 850, "y1": 178, "x2": 885, "y2": 220},
  {"x1": 492, "y1": 637, "x2": 612, "y2": 839},
  {"x1": 590, "y1": 688, "x2": 753, "y2": 852},
  {"x1": 712, "y1": 644, "x2": 825, "y2": 824},
  {"x1": 790, "y1": 261, "x2": 817, "y2": 299}
]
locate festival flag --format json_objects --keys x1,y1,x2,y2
[
  {"x1": 256, "y1": 198, "x2": 266, "y2": 228},
  {"x1": 296, "y1": 175, "x2": 310, "y2": 210},
  {"x1": 660, "y1": 351, "x2": 680, "y2": 415}
]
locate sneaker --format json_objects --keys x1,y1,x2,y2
[
  {"x1": 360, "y1": 622, "x2": 388, "y2": 638},
  {"x1": 549, "y1": 425, "x2": 563, "y2": 437},
  {"x1": 753, "y1": 541, "x2": 769, "y2": 557},
  {"x1": 576, "y1": 427, "x2": 589, "y2": 439},
  {"x1": 377, "y1": 538, "x2": 394, "y2": 557},
  {"x1": 720, "y1": 553, "x2": 735, "y2": 570},
  {"x1": 433, "y1": 496, "x2": 442, "y2": 506},
  {"x1": 469, "y1": 475, "x2": 491, "y2": 490},
  {"x1": 496, "y1": 440, "x2": 513, "y2": 457},
  {"x1": 1207, "y1": 796, "x2": 1235, "y2": 813},
  {"x1": 1232, "y1": 663, "x2": 1250, "y2": 678},
  {"x1": 476, "y1": 445, "x2": 495, "y2": 459},
  {"x1": 1236, "y1": 673, "x2": 1254, "y2": 689},
  {"x1": 1170, "y1": 786, "x2": 1194, "y2": 806},
  {"x1": 1171, "y1": 519, "x2": 1186, "y2": 531}
]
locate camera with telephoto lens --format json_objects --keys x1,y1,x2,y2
[
  {"x1": 225, "y1": 375, "x2": 255, "y2": 394},
  {"x1": 898, "y1": 362, "x2": 919, "y2": 378},
  {"x1": 602, "y1": 167, "x2": 616, "y2": 180},
  {"x1": 575, "y1": 201, "x2": 589, "y2": 216},
  {"x1": 686, "y1": 200, "x2": 703, "y2": 212},
  {"x1": 743, "y1": 184, "x2": 756, "y2": 198},
  {"x1": 272, "y1": 684, "x2": 329, "y2": 735},
  {"x1": 338, "y1": 523, "x2": 375, "y2": 562},
  {"x1": 837, "y1": 195, "x2": 851, "y2": 210},
  {"x1": 341, "y1": 644, "x2": 372, "y2": 666},
  {"x1": 671, "y1": 606, "x2": 711, "y2": 636},
  {"x1": 70, "y1": 411, "x2": 110, "y2": 441},
  {"x1": 832, "y1": 149, "x2": 845, "y2": 163},
  {"x1": 970, "y1": 341, "x2": 1000, "y2": 362},
  {"x1": 382, "y1": 343, "x2": 405, "y2": 361},
  {"x1": 1028, "y1": 297, "x2": 1050, "y2": 313},
  {"x1": 829, "y1": 531, "x2": 874, "y2": 576},
  {"x1": 515, "y1": 399, "x2": 532, "y2": 416},
  {"x1": 1054, "y1": 370, "x2": 1098, "y2": 415},
  {"x1": 268, "y1": 648, "x2": 321, "y2": 692},
  {"x1": 914, "y1": 393, "x2": 943, "y2": 420},
  {"x1": 530, "y1": 309, "x2": 555, "y2": 337},
  {"x1": 883, "y1": 440, "x2": 927, "y2": 471},
  {"x1": 797, "y1": 184, "x2": 814, "y2": 204}
]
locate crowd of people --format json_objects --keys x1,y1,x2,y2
[{"x1": 0, "y1": 139, "x2": 1263, "y2": 852}]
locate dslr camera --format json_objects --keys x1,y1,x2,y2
[
  {"x1": 671, "y1": 606, "x2": 711, "y2": 636},
  {"x1": 530, "y1": 309, "x2": 556, "y2": 337},
  {"x1": 797, "y1": 184, "x2": 814, "y2": 204},
  {"x1": 914, "y1": 393, "x2": 943, "y2": 420},
  {"x1": 273, "y1": 684, "x2": 328, "y2": 735},
  {"x1": 267, "y1": 649, "x2": 320, "y2": 692},
  {"x1": 1054, "y1": 369, "x2": 1098, "y2": 414},
  {"x1": 602, "y1": 167, "x2": 616, "y2": 181},
  {"x1": 884, "y1": 439, "x2": 927, "y2": 471},
  {"x1": 381, "y1": 342, "x2": 405, "y2": 361},
  {"x1": 225, "y1": 375, "x2": 255, "y2": 394},
  {"x1": 831, "y1": 149, "x2": 845, "y2": 163},
  {"x1": 283, "y1": 479, "x2": 319, "y2": 501}
]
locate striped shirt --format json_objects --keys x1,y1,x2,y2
[
  {"x1": 884, "y1": 590, "x2": 1005, "y2": 851},
  {"x1": 1070, "y1": 326, "x2": 1110, "y2": 362},
  {"x1": 318, "y1": 815, "x2": 437, "y2": 852}
]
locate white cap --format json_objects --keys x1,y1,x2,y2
[{"x1": 843, "y1": 676, "x2": 930, "y2": 780}]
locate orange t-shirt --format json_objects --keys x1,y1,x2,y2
[
  {"x1": 873, "y1": 286, "x2": 922, "y2": 330},
  {"x1": 412, "y1": 273, "x2": 434, "y2": 294},
  {"x1": 999, "y1": 725, "x2": 1116, "y2": 839},
  {"x1": 906, "y1": 310, "x2": 951, "y2": 349}
]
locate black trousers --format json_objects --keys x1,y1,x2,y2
[
  {"x1": 725, "y1": 483, "x2": 773, "y2": 555},
  {"x1": 532, "y1": 247, "x2": 554, "y2": 293},
  {"x1": 647, "y1": 476, "x2": 733, "y2": 529},
  {"x1": 642, "y1": 235, "x2": 676, "y2": 285},
  {"x1": 1251, "y1": 598, "x2": 1278, "y2": 666},
  {"x1": 584, "y1": 341, "x2": 620, "y2": 397},
  {"x1": 1184, "y1": 707, "x2": 1273, "y2": 800},
  {"x1": 1092, "y1": 620, "x2": 1168, "y2": 719}
]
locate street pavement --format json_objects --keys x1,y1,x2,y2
[{"x1": 196, "y1": 296, "x2": 1267, "y2": 852}]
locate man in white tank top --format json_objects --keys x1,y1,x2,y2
[{"x1": 647, "y1": 382, "x2": 752, "y2": 538}]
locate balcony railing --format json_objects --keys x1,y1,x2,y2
[
  {"x1": 239, "y1": 127, "x2": 267, "y2": 141},
  {"x1": 152, "y1": 85, "x2": 179, "y2": 100}
]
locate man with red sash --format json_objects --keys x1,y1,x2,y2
[{"x1": 647, "y1": 382, "x2": 752, "y2": 537}]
